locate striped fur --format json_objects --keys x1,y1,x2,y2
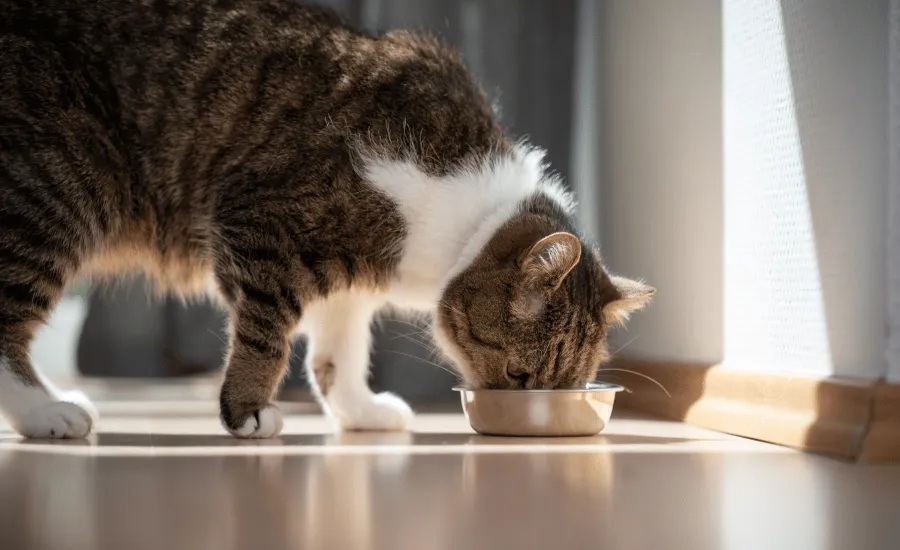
[{"x1": 0, "y1": 0, "x2": 652, "y2": 439}]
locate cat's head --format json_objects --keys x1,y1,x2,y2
[{"x1": 434, "y1": 196, "x2": 654, "y2": 390}]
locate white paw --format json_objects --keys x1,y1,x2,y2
[
  {"x1": 58, "y1": 390, "x2": 99, "y2": 423},
  {"x1": 18, "y1": 401, "x2": 94, "y2": 439},
  {"x1": 228, "y1": 406, "x2": 283, "y2": 439},
  {"x1": 337, "y1": 392, "x2": 413, "y2": 432}
]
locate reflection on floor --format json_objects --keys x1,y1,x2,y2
[{"x1": 1, "y1": 380, "x2": 899, "y2": 550}]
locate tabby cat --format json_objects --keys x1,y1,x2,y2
[{"x1": 0, "y1": 0, "x2": 654, "y2": 439}]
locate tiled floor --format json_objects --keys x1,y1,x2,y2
[{"x1": 1, "y1": 380, "x2": 899, "y2": 550}]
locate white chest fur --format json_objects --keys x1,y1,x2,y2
[{"x1": 360, "y1": 145, "x2": 575, "y2": 313}]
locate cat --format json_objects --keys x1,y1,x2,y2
[{"x1": 0, "y1": 0, "x2": 654, "y2": 439}]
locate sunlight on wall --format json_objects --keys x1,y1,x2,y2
[
  {"x1": 724, "y1": 0, "x2": 889, "y2": 379},
  {"x1": 723, "y1": 0, "x2": 832, "y2": 375}
]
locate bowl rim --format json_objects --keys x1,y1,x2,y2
[{"x1": 452, "y1": 382, "x2": 624, "y2": 394}]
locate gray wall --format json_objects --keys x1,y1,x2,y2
[
  {"x1": 570, "y1": 0, "x2": 603, "y2": 243},
  {"x1": 889, "y1": 0, "x2": 900, "y2": 383}
]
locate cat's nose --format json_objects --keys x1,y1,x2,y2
[{"x1": 506, "y1": 365, "x2": 532, "y2": 388}]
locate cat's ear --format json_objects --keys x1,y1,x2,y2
[
  {"x1": 603, "y1": 276, "x2": 656, "y2": 327},
  {"x1": 518, "y1": 232, "x2": 582, "y2": 291}
]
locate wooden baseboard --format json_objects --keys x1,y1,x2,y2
[
  {"x1": 859, "y1": 381, "x2": 900, "y2": 462},
  {"x1": 608, "y1": 360, "x2": 898, "y2": 461}
]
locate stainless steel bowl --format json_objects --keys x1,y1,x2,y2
[{"x1": 453, "y1": 383, "x2": 624, "y2": 437}]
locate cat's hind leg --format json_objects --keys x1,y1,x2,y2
[
  {"x1": 0, "y1": 195, "x2": 98, "y2": 439},
  {"x1": 302, "y1": 291, "x2": 413, "y2": 431},
  {"x1": 0, "y1": 36, "x2": 112, "y2": 438}
]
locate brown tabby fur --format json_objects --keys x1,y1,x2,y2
[
  {"x1": 0, "y1": 0, "x2": 652, "y2": 435},
  {"x1": 438, "y1": 195, "x2": 621, "y2": 390}
]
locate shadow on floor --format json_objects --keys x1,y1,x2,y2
[{"x1": 4, "y1": 431, "x2": 709, "y2": 449}]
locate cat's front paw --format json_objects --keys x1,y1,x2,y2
[
  {"x1": 18, "y1": 401, "x2": 94, "y2": 439},
  {"x1": 222, "y1": 405, "x2": 283, "y2": 439},
  {"x1": 336, "y1": 392, "x2": 413, "y2": 431}
]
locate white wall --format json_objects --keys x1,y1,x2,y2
[
  {"x1": 600, "y1": 0, "x2": 723, "y2": 363},
  {"x1": 889, "y1": 0, "x2": 900, "y2": 384},
  {"x1": 723, "y1": 0, "x2": 889, "y2": 379}
]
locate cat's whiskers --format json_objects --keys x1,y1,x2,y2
[
  {"x1": 437, "y1": 302, "x2": 466, "y2": 318},
  {"x1": 387, "y1": 330, "x2": 441, "y2": 357},
  {"x1": 380, "y1": 349, "x2": 461, "y2": 381},
  {"x1": 206, "y1": 328, "x2": 228, "y2": 347},
  {"x1": 391, "y1": 329, "x2": 433, "y2": 344},
  {"x1": 592, "y1": 373, "x2": 634, "y2": 392},
  {"x1": 599, "y1": 335, "x2": 669, "y2": 395},
  {"x1": 386, "y1": 317, "x2": 432, "y2": 337},
  {"x1": 609, "y1": 335, "x2": 639, "y2": 357},
  {"x1": 596, "y1": 367, "x2": 670, "y2": 398}
]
